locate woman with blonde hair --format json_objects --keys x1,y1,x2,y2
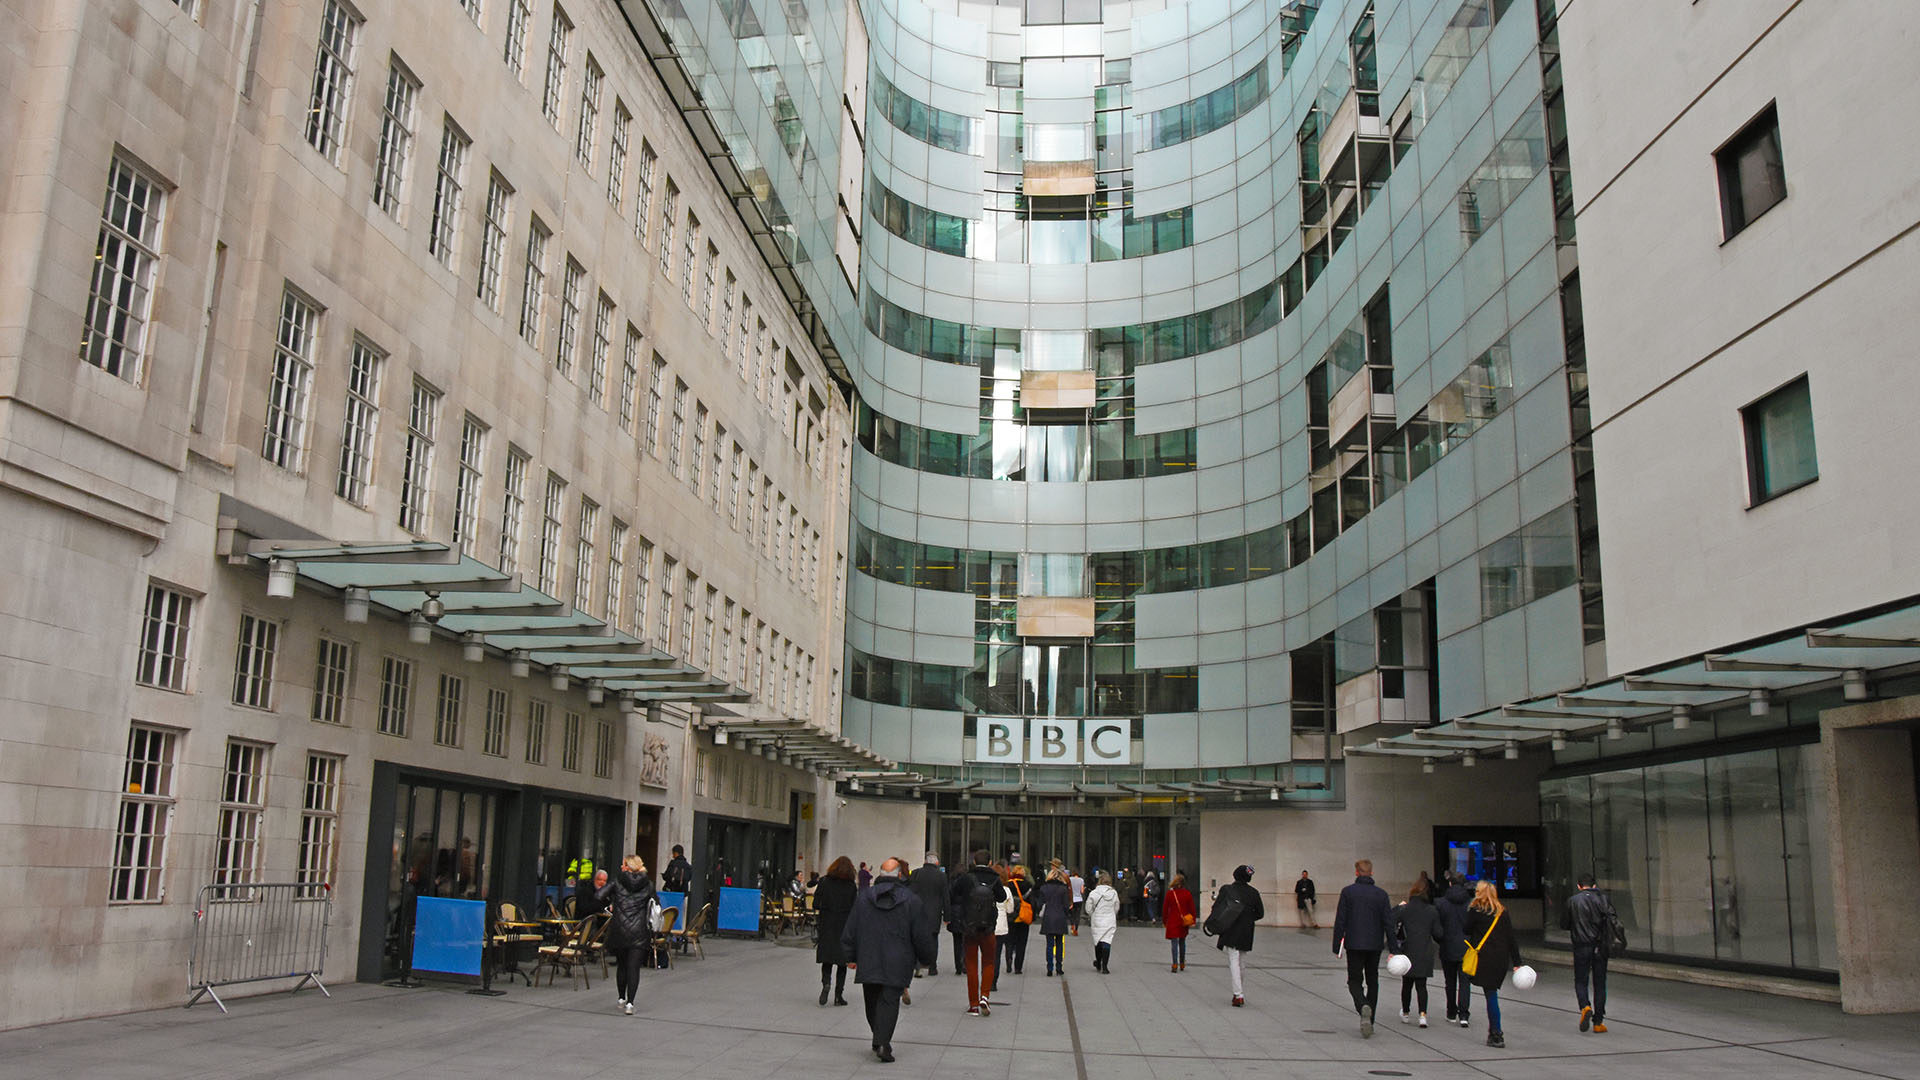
[
  {"x1": 1462, "y1": 880, "x2": 1523, "y2": 1048},
  {"x1": 1084, "y1": 870, "x2": 1121, "y2": 973},
  {"x1": 595, "y1": 855, "x2": 657, "y2": 1015}
]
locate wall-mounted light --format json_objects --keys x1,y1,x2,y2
[
  {"x1": 1842, "y1": 669, "x2": 1869, "y2": 702},
  {"x1": 1748, "y1": 688, "x2": 1771, "y2": 716},
  {"x1": 342, "y1": 587, "x2": 370, "y2": 624},
  {"x1": 1605, "y1": 717, "x2": 1624, "y2": 741},
  {"x1": 420, "y1": 592, "x2": 445, "y2": 620},
  {"x1": 1269, "y1": 786, "x2": 1281, "y2": 801},
  {"x1": 508, "y1": 650, "x2": 531, "y2": 678},
  {"x1": 712, "y1": 726, "x2": 728, "y2": 746},
  {"x1": 266, "y1": 558, "x2": 297, "y2": 599},
  {"x1": 406, "y1": 611, "x2": 432, "y2": 644},
  {"x1": 585, "y1": 679, "x2": 605, "y2": 705},
  {"x1": 616, "y1": 694, "x2": 637, "y2": 715},
  {"x1": 1671, "y1": 705, "x2": 1692, "y2": 731},
  {"x1": 1422, "y1": 760, "x2": 1436, "y2": 775},
  {"x1": 1461, "y1": 750, "x2": 1477, "y2": 768},
  {"x1": 849, "y1": 778, "x2": 862, "y2": 793},
  {"x1": 462, "y1": 633, "x2": 486, "y2": 663},
  {"x1": 549, "y1": 668, "x2": 569, "y2": 692},
  {"x1": 1550, "y1": 731, "x2": 1568, "y2": 752},
  {"x1": 1503, "y1": 740, "x2": 1520, "y2": 761}
]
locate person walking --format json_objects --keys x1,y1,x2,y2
[
  {"x1": 842, "y1": 856, "x2": 935, "y2": 1063},
  {"x1": 661, "y1": 845, "x2": 692, "y2": 896},
  {"x1": 1069, "y1": 868, "x2": 1086, "y2": 935},
  {"x1": 814, "y1": 856, "x2": 859, "y2": 1007},
  {"x1": 906, "y1": 852, "x2": 948, "y2": 977},
  {"x1": 1035, "y1": 868, "x2": 1073, "y2": 976},
  {"x1": 1563, "y1": 872, "x2": 1618, "y2": 1033},
  {"x1": 595, "y1": 855, "x2": 657, "y2": 1015},
  {"x1": 1145, "y1": 870, "x2": 1165, "y2": 925},
  {"x1": 1001, "y1": 865, "x2": 1033, "y2": 976},
  {"x1": 1295, "y1": 870, "x2": 1318, "y2": 928},
  {"x1": 1162, "y1": 872, "x2": 1196, "y2": 973},
  {"x1": 1332, "y1": 859, "x2": 1394, "y2": 1038},
  {"x1": 1391, "y1": 878, "x2": 1443, "y2": 1027},
  {"x1": 858, "y1": 861, "x2": 873, "y2": 890},
  {"x1": 1084, "y1": 870, "x2": 1121, "y2": 973},
  {"x1": 948, "y1": 850, "x2": 1008, "y2": 1016},
  {"x1": 1464, "y1": 880, "x2": 1522, "y2": 1048},
  {"x1": 1207, "y1": 864, "x2": 1264, "y2": 1006},
  {"x1": 1434, "y1": 871, "x2": 1473, "y2": 1027}
]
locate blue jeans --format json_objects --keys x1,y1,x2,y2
[
  {"x1": 1573, "y1": 943, "x2": 1608, "y2": 1021},
  {"x1": 1484, "y1": 988, "x2": 1501, "y2": 1033},
  {"x1": 1045, "y1": 933, "x2": 1065, "y2": 972},
  {"x1": 1169, "y1": 937, "x2": 1186, "y2": 966}
]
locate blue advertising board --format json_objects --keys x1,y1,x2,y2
[
  {"x1": 412, "y1": 896, "x2": 487, "y2": 976},
  {"x1": 717, "y1": 886, "x2": 761, "y2": 934}
]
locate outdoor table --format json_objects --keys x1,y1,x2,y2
[{"x1": 498, "y1": 920, "x2": 542, "y2": 982}]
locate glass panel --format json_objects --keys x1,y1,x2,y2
[
  {"x1": 1024, "y1": 330, "x2": 1089, "y2": 371},
  {"x1": 1590, "y1": 769, "x2": 1648, "y2": 951},
  {"x1": 1028, "y1": 218, "x2": 1089, "y2": 264},
  {"x1": 1645, "y1": 759, "x2": 1715, "y2": 957},
  {"x1": 1706, "y1": 750, "x2": 1792, "y2": 965},
  {"x1": 1778, "y1": 745, "x2": 1837, "y2": 970}
]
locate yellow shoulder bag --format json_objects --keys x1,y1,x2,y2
[{"x1": 1461, "y1": 912, "x2": 1499, "y2": 976}]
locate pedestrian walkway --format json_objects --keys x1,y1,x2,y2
[{"x1": 2, "y1": 926, "x2": 1913, "y2": 1079}]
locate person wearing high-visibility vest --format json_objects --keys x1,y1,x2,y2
[{"x1": 568, "y1": 857, "x2": 595, "y2": 916}]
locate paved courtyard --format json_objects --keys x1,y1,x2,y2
[{"x1": 2, "y1": 925, "x2": 1913, "y2": 1080}]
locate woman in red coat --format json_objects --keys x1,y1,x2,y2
[{"x1": 1162, "y1": 872, "x2": 1197, "y2": 972}]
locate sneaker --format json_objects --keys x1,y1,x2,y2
[
  {"x1": 877, "y1": 1045, "x2": 895, "y2": 1063},
  {"x1": 1445, "y1": 1010, "x2": 1457, "y2": 1023},
  {"x1": 1487, "y1": 1031, "x2": 1505, "y2": 1048},
  {"x1": 978, "y1": 997, "x2": 992, "y2": 1017},
  {"x1": 902, "y1": 989, "x2": 912, "y2": 1007},
  {"x1": 967, "y1": 1006, "x2": 981, "y2": 1016},
  {"x1": 1361, "y1": 1005, "x2": 1374, "y2": 1039},
  {"x1": 1400, "y1": 1010, "x2": 1411, "y2": 1024},
  {"x1": 624, "y1": 1001, "x2": 634, "y2": 1016},
  {"x1": 1592, "y1": 1022, "x2": 1608, "y2": 1034},
  {"x1": 1419, "y1": 1013, "x2": 1428, "y2": 1028},
  {"x1": 1458, "y1": 1015, "x2": 1471, "y2": 1027},
  {"x1": 1231, "y1": 995, "x2": 1244, "y2": 1007}
]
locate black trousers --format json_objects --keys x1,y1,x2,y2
[
  {"x1": 1346, "y1": 949, "x2": 1382, "y2": 1014},
  {"x1": 1573, "y1": 943, "x2": 1608, "y2": 1021},
  {"x1": 1441, "y1": 957, "x2": 1472, "y2": 1018},
  {"x1": 863, "y1": 983, "x2": 904, "y2": 1048},
  {"x1": 1002, "y1": 923, "x2": 1030, "y2": 973},
  {"x1": 615, "y1": 944, "x2": 644, "y2": 1002},
  {"x1": 821, "y1": 962, "x2": 847, "y2": 994},
  {"x1": 1400, "y1": 975, "x2": 1428, "y2": 1014},
  {"x1": 951, "y1": 928, "x2": 965, "y2": 972}
]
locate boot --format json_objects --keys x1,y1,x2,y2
[{"x1": 819, "y1": 984, "x2": 829, "y2": 1007}]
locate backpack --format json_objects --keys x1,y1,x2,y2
[
  {"x1": 961, "y1": 875, "x2": 999, "y2": 934},
  {"x1": 1202, "y1": 886, "x2": 1246, "y2": 937}
]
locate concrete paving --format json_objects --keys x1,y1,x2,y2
[{"x1": 2, "y1": 924, "x2": 1914, "y2": 1080}]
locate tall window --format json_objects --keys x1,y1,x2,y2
[
  {"x1": 518, "y1": 217, "x2": 549, "y2": 345},
  {"x1": 718, "y1": 270, "x2": 735, "y2": 355},
  {"x1": 372, "y1": 59, "x2": 419, "y2": 217},
  {"x1": 540, "y1": 6, "x2": 573, "y2": 129},
  {"x1": 607, "y1": 102, "x2": 630, "y2": 210},
  {"x1": 555, "y1": 257, "x2": 583, "y2": 376},
  {"x1": 261, "y1": 287, "x2": 320, "y2": 472},
  {"x1": 657, "y1": 556, "x2": 677, "y2": 647},
  {"x1": 399, "y1": 380, "x2": 441, "y2": 533},
  {"x1": 296, "y1": 753, "x2": 342, "y2": 895},
  {"x1": 1743, "y1": 375, "x2": 1818, "y2": 504},
  {"x1": 617, "y1": 326, "x2": 641, "y2": 432},
  {"x1": 593, "y1": 720, "x2": 614, "y2": 778},
  {"x1": 110, "y1": 724, "x2": 178, "y2": 902},
  {"x1": 698, "y1": 585, "x2": 716, "y2": 667},
  {"x1": 720, "y1": 599, "x2": 735, "y2": 677},
  {"x1": 378, "y1": 655, "x2": 413, "y2": 736},
  {"x1": 524, "y1": 698, "x2": 548, "y2": 763},
  {"x1": 588, "y1": 292, "x2": 613, "y2": 404},
  {"x1": 1717, "y1": 103, "x2": 1786, "y2": 240},
  {"x1": 499, "y1": 446, "x2": 529, "y2": 574},
  {"x1": 644, "y1": 355, "x2": 667, "y2": 451},
  {"x1": 681, "y1": 572, "x2": 698, "y2": 659},
  {"x1": 573, "y1": 497, "x2": 599, "y2": 612},
  {"x1": 502, "y1": 0, "x2": 531, "y2": 80},
  {"x1": 681, "y1": 213, "x2": 700, "y2": 305},
  {"x1": 477, "y1": 172, "x2": 512, "y2": 311},
  {"x1": 737, "y1": 298, "x2": 754, "y2": 380},
  {"x1": 634, "y1": 537, "x2": 654, "y2": 641},
  {"x1": 334, "y1": 337, "x2": 383, "y2": 504},
  {"x1": 435, "y1": 672, "x2": 464, "y2": 746},
  {"x1": 689, "y1": 403, "x2": 708, "y2": 495},
  {"x1": 575, "y1": 56, "x2": 602, "y2": 169},
  {"x1": 667, "y1": 379, "x2": 687, "y2": 476},
  {"x1": 727, "y1": 444, "x2": 743, "y2": 528},
  {"x1": 305, "y1": 0, "x2": 362, "y2": 162},
  {"x1": 427, "y1": 118, "x2": 470, "y2": 268},
  {"x1": 213, "y1": 740, "x2": 270, "y2": 891},
  {"x1": 606, "y1": 520, "x2": 628, "y2": 629},
  {"x1": 658, "y1": 181, "x2": 678, "y2": 273},
  {"x1": 81, "y1": 155, "x2": 167, "y2": 380},
  {"x1": 537, "y1": 472, "x2": 566, "y2": 594},
  {"x1": 452, "y1": 415, "x2": 487, "y2": 555},
  {"x1": 310, "y1": 636, "x2": 352, "y2": 725},
  {"x1": 231, "y1": 612, "x2": 278, "y2": 709},
  {"x1": 700, "y1": 244, "x2": 718, "y2": 323},
  {"x1": 709, "y1": 428, "x2": 727, "y2": 511},
  {"x1": 482, "y1": 687, "x2": 510, "y2": 756},
  {"x1": 634, "y1": 143, "x2": 657, "y2": 244},
  {"x1": 136, "y1": 583, "x2": 194, "y2": 692},
  {"x1": 561, "y1": 711, "x2": 583, "y2": 772}
]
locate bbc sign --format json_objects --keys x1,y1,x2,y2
[{"x1": 973, "y1": 718, "x2": 1133, "y2": 766}]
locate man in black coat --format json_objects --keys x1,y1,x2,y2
[
  {"x1": 1563, "y1": 872, "x2": 1619, "y2": 1033},
  {"x1": 662, "y1": 845, "x2": 693, "y2": 895},
  {"x1": 1210, "y1": 864, "x2": 1266, "y2": 1007},
  {"x1": 906, "y1": 852, "x2": 948, "y2": 976},
  {"x1": 843, "y1": 857, "x2": 935, "y2": 1063},
  {"x1": 1294, "y1": 870, "x2": 1318, "y2": 928},
  {"x1": 1332, "y1": 858, "x2": 1394, "y2": 1038},
  {"x1": 1434, "y1": 871, "x2": 1474, "y2": 1026}
]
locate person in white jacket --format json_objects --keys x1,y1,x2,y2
[
  {"x1": 984, "y1": 866, "x2": 1016, "y2": 1000},
  {"x1": 1085, "y1": 871, "x2": 1121, "y2": 974}
]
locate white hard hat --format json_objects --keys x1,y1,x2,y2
[
  {"x1": 1386, "y1": 953, "x2": 1412, "y2": 977},
  {"x1": 1512, "y1": 964, "x2": 1538, "y2": 990}
]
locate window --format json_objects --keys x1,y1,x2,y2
[
  {"x1": 378, "y1": 655, "x2": 414, "y2": 736},
  {"x1": 727, "y1": 443, "x2": 743, "y2": 528},
  {"x1": 435, "y1": 673, "x2": 464, "y2": 746},
  {"x1": 311, "y1": 636, "x2": 352, "y2": 724},
  {"x1": 477, "y1": 172, "x2": 512, "y2": 310},
  {"x1": 658, "y1": 180, "x2": 678, "y2": 273},
  {"x1": 231, "y1": 612, "x2": 278, "y2": 709},
  {"x1": 606, "y1": 520, "x2": 628, "y2": 630},
  {"x1": 607, "y1": 102, "x2": 630, "y2": 209},
  {"x1": 588, "y1": 292, "x2": 613, "y2": 404},
  {"x1": 372, "y1": 60, "x2": 419, "y2": 217},
  {"x1": 667, "y1": 379, "x2": 687, "y2": 476},
  {"x1": 452, "y1": 415, "x2": 487, "y2": 555},
  {"x1": 456, "y1": 0, "x2": 483, "y2": 25},
  {"x1": 305, "y1": 0, "x2": 362, "y2": 162},
  {"x1": 681, "y1": 212, "x2": 700, "y2": 306},
  {"x1": 561, "y1": 711, "x2": 582, "y2": 772},
  {"x1": 575, "y1": 56, "x2": 602, "y2": 169},
  {"x1": 719, "y1": 270, "x2": 735, "y2": 355},
  {"x1": 634, "y1": 142, "x2": 657, "y2": 244},
  {"x1": 710, "y1": 425, "x2": 726, "y2": 510},
  {"x1": 427, "y1": 118, "x2": 470, "y2": 268},
  {"x1": 519, "y1": 218, "x2": 550, "y2": 345},
  {"x1": 482, "y1": 687, "x2": 510, "y2": 756},
  {"x1": 1743, "y1": 375, "x2": 1818, "y2": 504},
  {"x1": 657, "y1": 556, "x2": 677, "y2": 646},
  {"x1": 736, "y1": 297, "x2": 753, "y2": 380},
  {"x1": 334, "y1": 337, "x2": 383, "y2": 505},
  {"x1": 540, "y1": 7, "x2": 572, "y2": 129},
  {"x1": 681, "y1": 573, "x2": 698, "y2": 659},
  {"x1": 136, "y1": 583, "x2": 194, "y2": 692},
  {"x1": 537, "y1": 472, "x2": 566, "y2": 594},
  {"x1": 499, "y1": 446, "x2": 529, "y2": 573},
  {"x1": 700, "y1": 242, "x2": 717, "y2": 322},
  {"x1": 111, "y1": 724, "x2": 178, "y2": 902},
  {"x1": 1717, "y1": 103, "x2": 1786, "y2": 240},
  {"x1": 524, "y1": 698, "x2": 548, "y2": 763},
  {"x1": 296, "y1": 754, "x2": 342, "y2": 896},
  {"x1": 555, "y1": 257, "x2": 583, "y2": 376},
  {"x1": 644, "y1": 355, "x2": 667, "y2": 451},
  {"x1": 689, "y1": 403, "x2": 707, "y2": 495},
  {"x1": 634, "y1": 537, "x2": 654, "y2": 641},
  {"x1": 1479, "y1": 506, "x2": 1579, "y2": 619},
  {"x1": 399, "y1": 380, "x2": 441, "y2": 533},
  {"x1": 261, "y1": 287, "x2": 320, "y2": 472},
  {"x1": 503, "y1": 0, "x2": 531, "y2": 80},
  {"x1": 213, "y1": 740, "x2": 270, "y2": 891},
  {"x1": 593, "y1": 720, "x2": 614, "y2": 778},
  {"x1": 81, "y1": 155, "x2": 167, "y2": 380},
  {"x1": 617, "y1": 326, "x2": 641, "y2": 432},
  {"x1": 699, "y1": 586, "x2": 717, "y2": 667},
  {"x1": 574, "y1": 497, "x2": 599, "y2": 611}
]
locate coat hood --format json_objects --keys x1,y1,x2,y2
[
  {"x1": 1443, "y1": 883, "x2": 1472, "y2": 904},
  {"x1": 870, "y1": 876, "x2": 910, "y2": 909},
  {"x1": 1354, "y1": 875, "x2": 1376, "y2": 885},
  {"x1": 616, "y1": 868, "x2": 651, "y2": 891}
]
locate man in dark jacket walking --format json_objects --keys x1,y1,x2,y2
[
  {"x1": 1563, "y1": 872, "x2": 1618, "y2": 1033},
  {"x1": 843, "y1": 857, "x2": 935, "y2": 1063},
  {"x1": 947, "y1": 850, "x2": 1009, "y2": 1016},
  {"x1": 662, "y1": 845, "x2": 692, "y2": 895},
  {"x1": 1434, "y1": 872, "x2": 1473, "y2": 1026},
  {"x1": 1332, "y1": 859, "x2": 1394, "y2": 1038},
  {"x1": 1295, "y1": 870, "x2": 1318, "y2": 928},
  {"x1": 906, "y1": 853, "x2": 948, "y2": 976}
]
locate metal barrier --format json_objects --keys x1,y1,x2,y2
[{"x1": 187, "y1": 883, "x2": 333, "y2": 1012}]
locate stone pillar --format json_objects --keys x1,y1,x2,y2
[{"x1": 1822, "y1": 694, "x2": 1920, "y2": 1014}]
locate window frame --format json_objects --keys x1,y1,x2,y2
[
  {"x1": 1741, "y1": 373, "x2": 1819, "y2": 506},
  {"x1": 310, "y1": 635, "x2": 353, "y2": 725},
  {"x1": 110, "y1": 723, "x2": 181, "y2": 903},
  {"x1": 135, "y1": 582, "x2": 195, "y2": 693},
  {"x1": 230, "y1": 611, "x2": 279, "y2": 710},
  {"x1": 80, "y1": 154, "x2": 169, "y2": 382},
  {"x1": 213, "y1": 738, "x2": 271, "y2": 895},
  {"x1": 1716, "y1": 102, "x2": 1786, "y2": 241}
]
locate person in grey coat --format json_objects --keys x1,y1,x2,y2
[
  {"x1": 842, "y1": 857, "x2": 936, "y2": 1063},
  {"x1": 1391, "y1": 881, "x2": 1444, "y2": 1027},
  {"x1": 906, "y1": 853, "x2": 948, "y2": 976}
]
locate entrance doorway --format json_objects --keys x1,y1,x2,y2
[
  {"x1": 633, "y1": 804, "x2": 662, "y2": 874},
  {"x1": 928, "y1": 811, "x2": 1193, "y2": 885}
]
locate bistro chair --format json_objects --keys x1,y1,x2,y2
[
  {"x1": 651, "y1": 906, "x2": 679, "y2": 970},
  {"x1": 672, "y1": 903, "x2": 712, "y2": 959},
  {"x1": 533, "y1": 912, "x2": 606, "y2": 990}
]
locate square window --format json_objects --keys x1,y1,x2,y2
[
  {"x1": 1742, "y1": 375, "x2": 1818, "y2": 504},
  {"x1": 1716, "y1": 103, "x2": 1786, "y2": 240}
]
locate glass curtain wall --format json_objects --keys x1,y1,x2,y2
[{"x1": 1540, "y1": 742, "x2": 1837, "y2": 973}]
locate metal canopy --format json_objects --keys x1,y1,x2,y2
[{"x1": 695, "y1": 712, "x2": 915, "y2": 781}]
